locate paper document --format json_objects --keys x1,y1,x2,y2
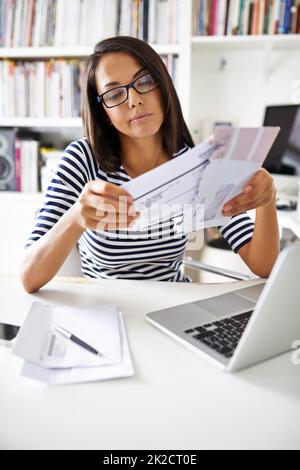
[
  {"x1": 12, "y1": 301, "x2": 134, "y2": 384},
  {"x1": 20, "y1": 313, "x2": 134, "y2": 385},
  {"x1": 122, "y1": 127, "x2": 280, "y2": 233},
  {"x1": 13, "y1": 302, "x2": 122, "y2": 368}
]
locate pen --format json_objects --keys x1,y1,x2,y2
[{"x1": 53, "y1": 325, "x2": 103, "y2": 357}]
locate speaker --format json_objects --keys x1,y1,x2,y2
[{"x1": 0, "y1": 129, "x2": 17, "y2": 191}]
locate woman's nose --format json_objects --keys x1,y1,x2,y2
[{"x1": 127, "y1": 87, "x2": 143, "y2": 107}]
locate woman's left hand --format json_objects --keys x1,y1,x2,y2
[{"x1": 222, "y1": 168, "x2": 276, "y2": 217}]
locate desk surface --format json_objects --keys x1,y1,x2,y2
[{"x1": 0, "y1": 276, "x2": 299, "y2": 450}]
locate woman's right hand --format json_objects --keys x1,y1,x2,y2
[{"x1": 75, "y1": 180, "x2": 139, "y2": 231}]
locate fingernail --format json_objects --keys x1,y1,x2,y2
[{"x1": 244, "y1": 186, "x2": 252, "y2": 193}]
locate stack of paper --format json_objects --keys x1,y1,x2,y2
[{"x1": 12, "y1": 301, "x2": 134, "y2": 385}]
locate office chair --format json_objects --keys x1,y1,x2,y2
[
  {"x1": 182, "y1": 256, "x2": 253, "y2": 281},
  {"x1": 182, "y1": 227, "x2": 254, "y2": 281}
]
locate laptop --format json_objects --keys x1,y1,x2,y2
[{"x1": 146, "y1": 244, "x2": 300, "y2": 372}]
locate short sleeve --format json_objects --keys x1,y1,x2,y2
[
  {"x1": 25, "y1": 140, "x2": 89, "y2": 248},
  {"x1": 218, "y1": 212, "x2": 254, "y2": 253}
]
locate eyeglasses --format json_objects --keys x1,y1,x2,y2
[{"x1": 96, "y1": 72, "x2": 159, "y2": 108}]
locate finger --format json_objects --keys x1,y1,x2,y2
[
  {"x1": 95, "y1": 201, "x2": 138, "y2": 216},
  {"x1": 86, "y1": 194, "x2": 136, "y2": 215},
  {"x1": 223, "y1": 181, "x2": 272, "y2": 214},
  {"x1": 223, "y1": 189, "x2": 265, "y2": 215},
  {"x1": 89, "y1": 180, "x2": 133, "y2": 205},
  {"x1": 95, "y1": 214, "x2": 139, "y2": 231},
  {"x1": 86, "y1": 213, "x2": 139, "y2": 231},
  {"x1": 226, "y1": 195, "x2": 271, "y2": 216},
  {"x1": 222, "y1": 192, "x2": 259, "y2": 214},
  {"x1": 85, "y1": 208, "x2": 140, "y2": 225},
  {"x1": 242, "y1": 168, "x2": 272, "y2": 193},
  {"x1": 224, "y1": 193, "x2": 265, "y2": 214}
]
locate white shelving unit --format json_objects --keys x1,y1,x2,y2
[
  {"x1": 0, "y1": 117, "x2": 83, "y2": 128},
  {"x1": 191, "y1": 34, "x2": 300, "y2": 48}
]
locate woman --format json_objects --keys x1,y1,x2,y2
[{"x1": 20, "y1": 36, "x2": 280, "y2": 293}]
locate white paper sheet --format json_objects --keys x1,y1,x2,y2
[
  {"x1": 122, "y1": 127, "x2": 280, "y2": 233},
  {"x1": 12, "y1": 301, "x2": 122, "y2": 368},
  {"x1": 20, "y1": 313, "x2": 134, "y2": 385}
]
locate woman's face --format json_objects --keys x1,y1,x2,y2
[{"x1": 95, "y1": 52, "x2": 164, "y2": 140}]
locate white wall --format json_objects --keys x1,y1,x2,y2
[
  {"x1": 189, "y1": 45, "x2": 300, "y2": 142},
  {"x1": 0, "y1": 192, "x2": 43, "y2": 275},
  {"x1": 0, "y1": 192, "x2": 82, "y2": 276}
]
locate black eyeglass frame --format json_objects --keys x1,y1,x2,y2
[{"x1": 96, "y1": 72, "x2": 159, "y2": 108}]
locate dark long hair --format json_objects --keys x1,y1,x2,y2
[{"x1": 82, "y1": 36, "x2": 194, "y2": 173}]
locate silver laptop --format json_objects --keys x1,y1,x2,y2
[{"x1": 146, "y1": 244, "x2": 300, "y2": 372}]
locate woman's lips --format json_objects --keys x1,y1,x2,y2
[{"x1": 130, "y1": 113, "x2": 152, "y2": 122}]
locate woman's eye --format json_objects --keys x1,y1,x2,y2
[
  {"x1": 108, "y1": 91, "x2": 123, "y2": 100},
  {"x1": 141, "y1": 76, "x2": 152, "y2": 84}
]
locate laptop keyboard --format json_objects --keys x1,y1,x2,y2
[{"x1": 184, "y1": 310, "x2": 253, "y2": 359}]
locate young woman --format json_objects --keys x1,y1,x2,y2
[{"x1": 20, "y1": 36, "x2": 280, "y2": 293}]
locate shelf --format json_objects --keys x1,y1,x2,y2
[
  {"x1": 0, "y1": 46, "x2": 93, "y2": 58},
  {"x1": 0, "y1": 44, "x2": 180, "y2": 59},
  {"x1": 0, "y1": 191, "x2": 43, "y2": 201},
  {"x1": 0, "y1": 117, "x2": 83, "y2": 128},
  {"x1": 192, "y1": 34, "x2": 300, "y2": 49}
]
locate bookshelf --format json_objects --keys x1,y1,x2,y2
[
  {"x1": 0, "y1": 0, "x2": 300, "y2": 193},
  {"x1": 192, "y1": 33, "x2": 300, "y2": 48}
]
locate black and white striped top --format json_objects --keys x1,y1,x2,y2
[{"x1": 26, "y1": 138, "x2": 254, "y2": 282}]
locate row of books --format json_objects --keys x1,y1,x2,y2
[
  {"x1": 161, "y1": 54, "x2": 179, "y2": 89},
  {"x1": 0, "y1": 55, "x2": 178, "y2": 119},
  {"x1": 0, "y1": 129, "x2": 41, "y2": 192},
  {"x1": 193, "y1": 0, "x2": 300, "y2": 36},
  {"x1": 120, "y1": 0, "x2": 180, "y2": 43},
  {"x1": 0, "y1": 59, "x2": 84, "y2": 118},
  {"x1": 0, "y1": 0, "x2": 180, "y2": 48},
  {"x1": 0, "y1": 128, "x2": 67, "y2": 192},
  {"x1": 39, "y1": 145, "x2": 63, "y2": 193},
  {"x1": 16, "y1": 136, "x2": 40, "y2": 192}
]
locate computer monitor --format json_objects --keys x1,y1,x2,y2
[{"x1": 263, "y1": 105, "x2": 300, "y2": 175}]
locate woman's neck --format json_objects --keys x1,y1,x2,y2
[{"x1": 120, "y1": 135, "x2": 170, "y2": 178}]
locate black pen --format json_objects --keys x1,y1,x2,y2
[{"x1": 54, "y1": 325, "x2": 103, "y2": 357}]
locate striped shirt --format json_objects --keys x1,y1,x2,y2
[{"x1": 26, "y1": 138, "x2": 254, "y2": 282}]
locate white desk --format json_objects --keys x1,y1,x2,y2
[{"x1": 0, "y1": 276, "x2": 299, "y2": 450}]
